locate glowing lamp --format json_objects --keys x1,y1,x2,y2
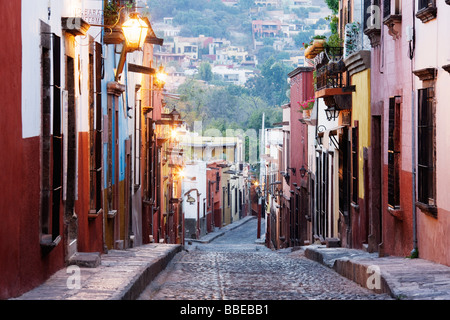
[
  {"x1": 155, "y1": 66, "x2": 168, "y2": 86},
  {"x1": 121, "y1": 13, "x2": 149, "y2": 51}
]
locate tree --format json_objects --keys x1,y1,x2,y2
[
  {"x1": 325, "y1": 0, "x2": 339, "y2": 14},
  {"x1": 198, "y1": 62, "x2": 213, "y2": 82},
  {"x1": 294, "y1": 30, "x2": 315, "y2": 47}
]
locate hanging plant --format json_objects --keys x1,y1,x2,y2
[
  {"x1": 104, "y1": 1, "x2": 121, "y2": 26},
  {"x1": 103, "y1": 0, "x2": 134, "y2": 26}
]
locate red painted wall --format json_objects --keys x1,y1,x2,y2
[
  {"x1": 289, "y1": 69, "x2": 313, "y2": 189},
  {"x1": 0, "y1": 2, "x2": 66, "y2": 299},
  {"x1": 76, "y1": 132, "x2": 104, "y2": 253}
]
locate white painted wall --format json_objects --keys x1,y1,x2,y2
[
  {"x1": 21, "y1": 0, "x2": 103, "y2": 137},
  {"x1": 182, "y1": 161, "x2": 207, "y2": 221},
  {"x1": 21, "y1": 0, "x2": 63, "y2": 138}
]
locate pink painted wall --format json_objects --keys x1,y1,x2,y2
[
  {"x1": 415, "y1": 1, "x2": 450, "y2": 267},
  {"x1": 370, "y1": 1, "x2": 415, "y2": 258}
]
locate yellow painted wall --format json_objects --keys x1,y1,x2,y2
[{"x1": 351, "y1": 69, "x2": 371, "y2": 199}]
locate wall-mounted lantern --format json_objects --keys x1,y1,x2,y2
[
  {"x1": 299, "y1": 165, "x2": 308, "y2": 178},
  {"x1": 155, "y1": 65, "x2": 168, "y2": 87},
  {"x1": 121, "y1": 12, "x2": 149, "y2": 51},
  {"x1": 325, "y1": 107, "x2": 340, "y2": 121},
  {"x1": 115, "y1": 12, "x2": 149, "y2": 81}
]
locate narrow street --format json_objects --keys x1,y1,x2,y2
[{"x1": 138, "y1": 218, "x2": 391, "y2": 300}]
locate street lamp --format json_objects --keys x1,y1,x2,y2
[
  {"x1": 155, "y1": 66, "x2": 168, "y2": 87},
  {"x1": 115, "y1": 12, "x2": 149, "y2": 81},
  {"x1": 299, "y1": 165, "x2": 308, "y2": 178},
  {"x1": 170, "y1": 107, "x2": 181, "y2": 122},
  {"x1": 121, "y1": 12, "x2": 149, "y2": 51},
  {"x1": 325, "y1": 107, "x2": 340, "y2": 121}
]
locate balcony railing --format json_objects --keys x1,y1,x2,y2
[{"x1": 315, "y1": 47, "x2": 345, "y2": 92}]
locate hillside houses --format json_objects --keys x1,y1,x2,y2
[{"x1": 150, "y1": 1, "x2": 332, "y2": 88}]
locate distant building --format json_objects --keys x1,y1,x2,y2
[
  {"x1": 212, "y1": 65, "x2": 254, "y2": 86},
  {"x1": 252, "y1": 20, "x2": 282, "y2": 38},
  {"x1": 221, "y1": 0, "x2": 239, "y2": 7},
  {"x1": 254, "y1": 0, "x2": 282, "y2": 7}
]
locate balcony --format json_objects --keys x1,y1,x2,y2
[{"x1": 314, "y1": 47, "x2": 353, "y2": 110}]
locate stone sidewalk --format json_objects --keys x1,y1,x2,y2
[
  {"x1": 13, "y1": 216, "x2": 256, "y2": 300},
  {"x1": 14, "y1": 244, "x2": 181, "y2": 300},
  {"x1": 302, "y1": 245, "x2": 450, "y2": 300}
]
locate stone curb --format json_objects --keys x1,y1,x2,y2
[
  {"x1": 119, "y1": 244, "x2": 182, "y2": 300},
  {"x1": 303, "y1": 245, "x2": 450, "y2": 300}
]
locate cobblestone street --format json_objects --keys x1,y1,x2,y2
[{"x1": 138, "y1": 218, "x2": 392, "y2": 300}]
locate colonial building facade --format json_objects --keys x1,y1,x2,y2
[
  {"x1": 278, "y1": 0, "x2": 450, "y2": 268},
  {"x1": 0, "y1": 0, "x2": 184, "y2": 299}
]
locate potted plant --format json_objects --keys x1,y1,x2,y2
[
  {"x1": 298, "y1": 97, "x2": 315, "y2": 118},
  {"x1": 304, "y1": 35, "x2": 327, "y2": 59},
  {"x1": 312, "y1": 35, "x2": 326, "y2": 46},
  {"x1": 103, "y1": 0, "x2": 121, "y2": 26}
]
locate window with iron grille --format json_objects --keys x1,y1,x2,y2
[
  {"x1": 351, "y1": 125, "x2": 359, "y2": 204},
  {"x1": 339, "y1": 128, "x2": 350, "y2": 214},
  {"x1": 227, "y1": 181, "x2": 230, "y2": 207},
  {"x1": 88, "y1": 42, "x2": 103, "y2": 218},
  {"x1": 417, "y1": 88, "x2": 436, "y2": 206},
  {"x1": 416, "y1": 0, "x2": 437, "y2": 23},
  {"x1": 216, "y1": 171, "x2": 220, "y2": 192},
  {"x1": 40, "y1": 21, "x2": 62, "y2": 247},
  {"x1": 418, "y1": 0, "x2": 434, "y2": 10},
  {"x1": 388, "y1": 97, "x2": 401, "y2": 208}
]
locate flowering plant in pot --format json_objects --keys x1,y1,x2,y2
[{"x1": 298, "y1": 97, "x2": 315, "y2": 111}]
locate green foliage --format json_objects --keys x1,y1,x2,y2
[
  {"x1": 294, "y1": 30, "x2": 315, "y2": 48},
  {"x1": 197, "y1": 62, "x2": 213, "y2": 82},
  {"x1": 325, "y1": 0, "x2": 339, "y2": 14},
  {"x1": 325, "y1": 14, "x2": 339, "y2": 34},
  {"x1": 292, "y1": 7, "x2": 320, "y2": 19},
  {"x1": 326, "y1": 33, "x2": 343, "y2": 48},
  {"x1": 175, "y1": 77, "x2": 282, "y2": 136},
  {"x1": 245, "y1": 56, "x2": 290, "y2": 107}
]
